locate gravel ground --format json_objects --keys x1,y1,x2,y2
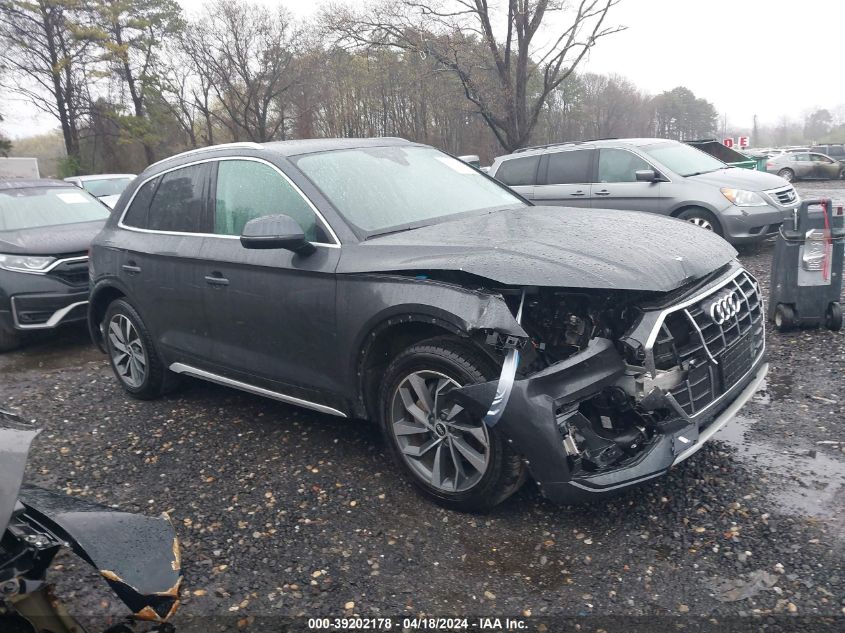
[{"x1": 2, "y1": 181, "x2": 845, "y2": 632}]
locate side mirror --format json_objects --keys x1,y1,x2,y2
[
  {"x1": 240, "y1": 214, "x2": 316, "y2": 256},
  {"x1": 635, "y1": 169, "x2": 661, "y2": 182}
]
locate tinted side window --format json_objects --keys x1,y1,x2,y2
[
  {"x1": 148, "y1": 164, "x2": 209, "y2": 233},
  {"x1": 597, "y1": 148, "x2": 651, "y2": 183},
  {"x1": 546, "y1": 149, "x2": 594, "y2": 184},
  {"x1": 495, "y1": 156, "x2": 539, "y2": 186},
  {"x1": 122, "y1": 176, "x2": 159, "y2": 228},
  {"x1": 214, "y1": 160, "x2": 329, "y2": 242}
]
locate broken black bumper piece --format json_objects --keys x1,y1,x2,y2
[{"x1": 452, "y1": 338, "x2": 768, "y2": 505}]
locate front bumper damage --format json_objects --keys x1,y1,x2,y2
[{"x1": 451, "y1": 335, "x2": 768, "y2": 505}]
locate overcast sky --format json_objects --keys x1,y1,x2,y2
[{"x1": 3, "y1": 0, "x2": 843, "y2": 139}]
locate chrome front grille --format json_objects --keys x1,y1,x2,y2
[
  {"x1": 767, "y1": 185, "x2": 798, "y2": 207},
  {"x1": 651, "y1": 271, "x2": 765, "y2": 418}
]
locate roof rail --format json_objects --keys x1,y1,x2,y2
[
  {"x1": 512, "y1": 137, "x2": 618, "y2": 154},
  {"x1": 148, "y1": 142, "x2": 264, "y2": 169}
]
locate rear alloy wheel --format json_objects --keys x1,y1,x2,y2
[
  {"x1": 104, "y1": 298, "x2": 170, "y2": 399},
  {"x1": 677, "y1": 208, "x2": 723, "y2": 236},
  {"x1": 777, "y1": 168, "x2": 795, "y2": 182},
  {"x1": 379, "y1": 337, "x2": 525, "y2": 511}
]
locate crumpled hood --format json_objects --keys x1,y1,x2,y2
[
  {"x1": 688, "y1": 167, "x2": 790, "y2": 191},
  {"x1": 0, "y1": 219, "x2": 105, "y2": 256},
  {"x1": 339, "y1": 206, "x2": 737, "y2": 292}
]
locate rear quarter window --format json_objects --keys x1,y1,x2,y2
[
  {"x1": 122, "y1": 177, "x2": 159, "y2": 228},
  {"x1": 494, "y1": 156, "x2": 540, "y2": 186}
]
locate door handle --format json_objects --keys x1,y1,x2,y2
[
  {"x1": 570, "y1": 191, "x2": 586, "y2": 196},
  {"x1": 205, "y1": 273, "x2": 229, "y2": 287},
  {"x1": 121, "y1": 263, "x2": 141, "y2": 275},
  {"x1": 594, "y1": 190, "x2": 610, "y2": 196}
]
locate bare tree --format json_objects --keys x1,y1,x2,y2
[
  {"x1": 183, "y1": 0, "x2": 299, "y2": 143},
  {"x1": 324, "y1": 0, "x2": 623, "y2": 151},
  {"x1": 0, "y1": 0, "x2": 89, "y2": 165}
]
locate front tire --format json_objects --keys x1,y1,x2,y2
[
  {"x1": 0, "y1": 327, "x2": 22, "y2": 353},
  {"x1": 103, "y1": 299, "x2": 169, "y2": 399},
  {"x1": 677, "y1": 207, "x2": 723, "y2": 236},
  {"x1": 378, "y1": 337, "x2": 525, "y2": 511}
]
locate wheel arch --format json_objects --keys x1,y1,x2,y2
[
  {"x1": 88, "y1": 280, "x2": 129, "y2": 352},
  {"x1": 353, "y1": 307, "x2": 497, "y2": 421}
]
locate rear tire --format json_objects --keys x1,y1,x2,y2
[
  {"x1": 826, "y1": 302, "x2": 842, "y2": 331},
  {"x1": 0, "y1": 327, "x2": 22, "y2": 353},
  {"x1": 774, "y1": 303, "x2": 796, "y2": 332},
  {"x1": 777, "y1": 168, "x2": 795, "y2": 182},
  {"x1": 103, "y1": 299, "x2": 170, "y2": 399},
  {"x1": 677, "y1": 207, "x2": 723, "y2": 236},
  {"x1": 378, "y1": 337, "x2": 525, "y2": 512}
]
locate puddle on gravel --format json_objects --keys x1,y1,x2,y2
[{"x1": 714, "y1": 414, "x2": 845, "y2": 519}]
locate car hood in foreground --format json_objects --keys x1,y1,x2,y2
[
  {"x1": 687, "y1": 167, "x2": 789, "y2": 191},
  {"x1": 0, "y1": 219, "x2": 106, "y2": 255},
  {"x1": 339, "y1": 206, "x2": 737, "y2": 292}
]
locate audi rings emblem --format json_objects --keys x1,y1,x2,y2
[{"x1": 706, "y1": 291, "x2": 742, "y2": 325}]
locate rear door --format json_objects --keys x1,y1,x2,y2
[
  {"x1": 532, "y1": 148, "x2": 594, "y2": 207},
  {"x1": 590, "y1": 147, "x2": 664, "y2": 212},
  {"x1": 492, "y1": 155, "x2": 540, "y2": 199},
  {"x1": 200, "y1": 157, "x2": 341, "y2": 399},
  {"x1": 116, "y1": 163, "x2": 214, "y2": 365}
]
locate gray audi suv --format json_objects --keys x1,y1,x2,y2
[{"x1": 88, "y1": 138, "x2": 767, "y2": 511}]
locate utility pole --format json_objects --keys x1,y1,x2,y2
[{"x1": 752, "y1": 114, "x2": 759, "y2": 147}]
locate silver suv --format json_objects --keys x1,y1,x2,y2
[{"x1": 489, "y1": 138, "x2": 799, "y2": 244}]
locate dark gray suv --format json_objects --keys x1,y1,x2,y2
[
  {"x1": 89, "y1": 138, "x2": 768, "y2": 511},
  {"x1": 490, "y1": 138, "x2": 799, "y2": 244}
]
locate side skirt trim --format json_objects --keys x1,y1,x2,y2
[{"x1": 168, "y1": 362, "x2": 347, "y2": 418}]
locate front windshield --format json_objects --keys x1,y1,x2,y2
[
  {"x1": 641, "y1": 142, "x2": 727, "y2": 177},
  {"x1": 81, "y1": 177, "x2": 132, "y2": 197},
  {"x1": 0, "y1": 187, "x2": 109, "y2": 231},
  {"x1": 293, "y1": 146, "x2": 525, "y2": 234}
]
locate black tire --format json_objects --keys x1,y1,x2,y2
[
  {"x1": 378, "y1": 336, "x2": 526, "y2": 512},
  {"x1": 103, "y1": 298, "x2": 170, "y2": 399},
  {"x1": 676, "y1": 207, "x2": 723, "y2": 236},
  {"x1": 774, "y1": 303, "x2": 796, "y2": 332},
  {"x1": 826, "y1": 302, "x2": 843, "y2": 331},
  {"x1": 0, "y1": 327, "x2": 22, "y2": 353},
  {"x1": 777, "y1": 168, "x2": 795, "y2": 182}
]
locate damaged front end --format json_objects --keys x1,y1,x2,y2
[
  {"x1": 1, "y1": 410, "x2": 182, "y2": 632},
  {"x1": 451, "y1": 262, "x2": 768, "y2": 504}
]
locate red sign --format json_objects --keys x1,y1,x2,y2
[
  {"x1": 723, "y1": 137, "x2": 734, "y2": 148},
  {"x1": 738, "y1": 136, "x2": 749, "y2": 149}
]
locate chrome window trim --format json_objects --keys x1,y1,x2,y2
[
  {"x1": 643, "y1": 267, "x2": 766, "y2": 420},
  {"x1": 117, "y1": 156, "x2": 341, "y2": 248},
  {"x1": 10, "y1": 298, "x2": 88, "y2": 330},
  {"x1": 169, "y1": 362, "x2": 347, "y2": 418}
]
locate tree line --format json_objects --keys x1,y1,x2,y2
[{"x1": 0, "y1": 0, "x2": 722, "y2": 176}]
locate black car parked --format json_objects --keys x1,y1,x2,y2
[
  {"x1": 89, "y1": 139, "x2": 768, "y2": 511},
  {"x1": 0, "y1": 179, "x2": 109, "y2": 351}
]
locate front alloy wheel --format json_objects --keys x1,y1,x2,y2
[
  {"x1": 389, "y1": 370, "x2": 490, "y2": 493},
  {"x1": 108, "y1": 314, "x2": 147, "y2": 388}
]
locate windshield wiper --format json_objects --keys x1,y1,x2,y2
[{"x1": 684, "y1": 169, "x2": 719, "y2": 177}]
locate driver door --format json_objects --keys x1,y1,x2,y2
[{"x1": 199, "y1": 158, "x2": 341, "y2": 399}]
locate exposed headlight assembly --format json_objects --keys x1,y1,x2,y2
[
  {"x1": 720, "y1": 187, "x2": 767, "y2": 207},
  {"x1": 0, "y1": 254, "x2": 56, "y2": 273}
]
